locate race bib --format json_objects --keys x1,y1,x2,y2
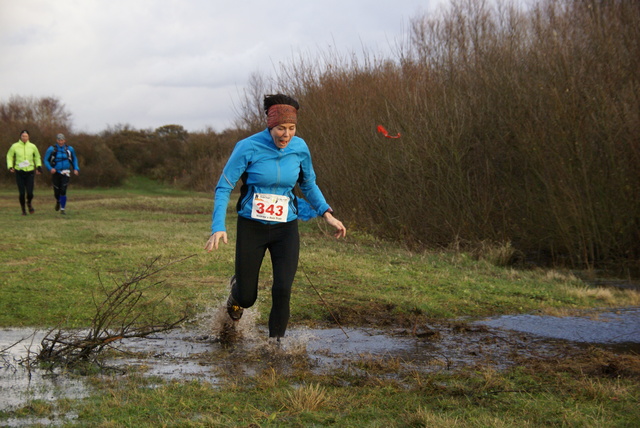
[
  {"x1": 18, "y1": 160, "x2": 30, "y2": 168},
  {"x1": 61, "y1": 169, "x2": 71, "y2": 177},
  {"x1": 251, "y1": 193, "x2": 289, "y2": 222}
]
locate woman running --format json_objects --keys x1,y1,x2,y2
[{"x1": 205, "y1": 94, "x2": 346, "y2": 340}]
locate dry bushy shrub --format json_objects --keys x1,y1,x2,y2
[
  {"x1": 243, "y1": 0, "x2": 639, "y2": 271},
  {"x1": 70, "y1": 134, "x2": 127, "y2": 187}
]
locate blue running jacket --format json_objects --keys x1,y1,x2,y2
[{"x1": 211, "y1": 129, "x2": 332, "y2": 234}]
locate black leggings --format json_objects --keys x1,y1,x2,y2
[
  {"x1": 233, "y1": 215, "x2": 299, "y2": 338},
  {"x1": 15, "y1": 170, "x2": 35, "y2": 209},
  {"x1": 52, "y1": 173, "x2": 70, "y2": 199}
]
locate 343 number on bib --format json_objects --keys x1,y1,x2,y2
[{"x1": 251, "y1": 193, "x2": 289, "y2": 222}]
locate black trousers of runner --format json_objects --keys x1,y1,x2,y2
[
  {"x1": 233, "y1": 215, "x2": 300, "y2": 338},
  {"x1": 52, "y1": 173, "x2": 70, "y2": 200},
  {"x1": 15, "y1": 170, "x2": 35, "y2": 211}
]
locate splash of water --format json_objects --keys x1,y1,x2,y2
[{"x1": 202, "y1": 300, "x2": 312, "y2": 358}]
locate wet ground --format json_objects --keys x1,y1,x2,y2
[
  {"x1": 477, "y1": 307, "x2": 640, "y2": 352},
  {"x1": 1, "y1": 305, "x2": 639, "y2": 424}
]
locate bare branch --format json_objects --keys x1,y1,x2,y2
[{"x1": 34, "y1": 255, "x2": 196, "y2": 369}]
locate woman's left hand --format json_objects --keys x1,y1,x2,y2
[{"x1": 323, "y1": 212, "x2": 347, "y2": 239}]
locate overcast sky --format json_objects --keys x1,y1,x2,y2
[{"x1": 0, "y1": 0, "x2": 448, "y2": 134}]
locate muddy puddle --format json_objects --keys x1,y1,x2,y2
[
  {"x1": 476, "y1": 307, "x2": 640, "y2": 352},
  {"x1": 1, "y1": 305, "x2": 639, "y2": 419}
]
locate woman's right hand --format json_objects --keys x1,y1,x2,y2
[{"x1": 205, "y1": 231, "x2": 228, "y2": 252}]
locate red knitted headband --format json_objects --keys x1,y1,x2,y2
[{"x1": 267, "y1": 104, "x2": 298, "y2": 128}]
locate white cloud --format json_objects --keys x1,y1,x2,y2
[{"x1": 0, "y1": 0, "x2": 443, "y2": 133}]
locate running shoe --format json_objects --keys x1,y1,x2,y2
[
  {"x1": 226, "y1": 275, "x2": 243, "y2": 321},
  {"x1": 55, "y1": 201, "x2": 60, "y2": 211}
]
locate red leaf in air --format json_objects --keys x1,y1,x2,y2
[{"x1": 377, "y1": 124, "x2": 401, "y2": 139}]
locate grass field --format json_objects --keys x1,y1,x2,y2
[{"x1": 1, "y1": 179, "x2": 638, "y2": 427}]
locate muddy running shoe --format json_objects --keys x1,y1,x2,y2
[
  {"x1": 227, "y1": 295, "x2": 243, "y2": 321},
  {"x1": 55, "y1": 201, "x2": 60, "y2": 211},
  {"x1": 226, "y1": 275, "x2": 243, "y2": 321},
  {"x1": 28, "y1": 204, "x2": 35, "y2": 214}
]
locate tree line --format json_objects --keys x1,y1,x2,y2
[{"x1": 0, "y1": 97, "x2": 245, "y2": 190}]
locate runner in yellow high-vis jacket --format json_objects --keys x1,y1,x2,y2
[{"x1": 6, "y1": 129, "x2": 42, "y2": 215}]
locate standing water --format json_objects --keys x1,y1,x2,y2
[{"x1": 1, "y1": 303, "x2": 639, "y2": 425}]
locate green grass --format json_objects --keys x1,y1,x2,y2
[
  {"x1": 0, "y1": 178, "x2": 222, "y2": 327},
  {"x1": 1, "y1": 177, "x2": 636, "y2": 328},
  {"x1": 1, "y1": 180, "x2": 638, "y2": 427},
  {"x1": 6, "y1": 354, "x2": 639, "y2": 427}
]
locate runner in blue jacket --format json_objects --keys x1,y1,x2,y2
[
  {"x1": 44, "y1": 133, "x2": 80, "y2": 215},
  {"x1": 205, "y1": 94, "x2": 346, "y2": 340}
]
